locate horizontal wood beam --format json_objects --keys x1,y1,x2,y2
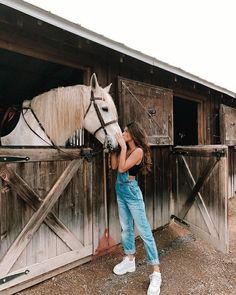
[
  {"x1": 174, "y1": 145, "x2": 227, "y2": 157},
  {"x1": 0, "y1": 28, "x2": 89, "y2": 72},
  {"x1": 0, "y1": 249, "x2": 92, "y2": 293},
  {"x1": 0, "y1": 148, "x2": 91, "y2": 162}
]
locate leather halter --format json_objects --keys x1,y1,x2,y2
[
  {"x1": 20, "y1": 90, "x2": 117, "y2": 150},
  {"x1": 84, "y1": 90, "x2": 117, "y2": 136}
]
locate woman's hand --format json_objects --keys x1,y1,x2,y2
[{"x1": 115, "y1": 133, "x2": 126, "y2": 150}]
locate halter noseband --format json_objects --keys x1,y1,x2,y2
[{"x1": 84, "y1": 90, "x2": 117, "y2": 136}]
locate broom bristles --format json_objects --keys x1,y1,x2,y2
[{"x1": 93, "y1": 229, "x2": 122, "y2": 259}]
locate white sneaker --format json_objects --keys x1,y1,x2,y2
[
  {"x1": 147, "y1": 272, "x2": 162, "y2": 295},
  {"x1": 113, "y1": 256, "x2": 136, "y2": 275}
]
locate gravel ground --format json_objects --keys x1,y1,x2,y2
[{"x1": 18, "y1": 198, "x2": 236, "y2": 295}]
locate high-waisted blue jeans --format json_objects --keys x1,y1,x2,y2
[{"x1": 115, "y1": 171, "x2": 160, "y2": 265}]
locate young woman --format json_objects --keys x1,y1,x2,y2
[{"x1": 111, "y1": 121, "x2": 161, "y2": 295}]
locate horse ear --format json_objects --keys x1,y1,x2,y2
[
  {"x1": 104, "y1": 83, "x2": 112, "y2": 93},
  {"x1": 90, "y1": 73, "x2": 99, "y2": 90}
]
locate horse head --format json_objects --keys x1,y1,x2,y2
[
  {"x1": 83, "y1": 74, "x2": 121, "y2": 152},
  {"x1": 1, "y1": 74, "x2": 121, "y2": 150}
]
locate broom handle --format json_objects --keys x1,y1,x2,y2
[{"x1": 103, "y1": 150, "x2": 108, "y2": 230}]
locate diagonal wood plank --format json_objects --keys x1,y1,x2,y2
[
  {"x1": 0, "y1": 159, "x2": 81, "y2": 276},
  {"x1": 178, "y1": 156, "x2": 220, "y2": 220},
  {"x1": 0, "y1": 164, "x2": 83, "y2": 251},
  {"x1": 180, "y1": 155, "x2": 219, "y2": 237}
]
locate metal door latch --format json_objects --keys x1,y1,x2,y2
[
  {"x1": 147, "y1": 108, "x2": 156, "y2": 117},
  {"x1": 0, "y1": 270, "x2": 29, "y2": 285}
]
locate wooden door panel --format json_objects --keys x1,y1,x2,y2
[
  {"x1": 172, "y1": 145, "x2": 229, "y2": 252},
  {"x1": 118, "y1": 77, "x2": 173, "y2": 145},
  {"x1": 0, "y1": 149, "x2": 93, "y2": 293}
]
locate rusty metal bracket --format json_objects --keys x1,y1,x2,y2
[
  {"x1": 213, "y1": 149, "x2": 225, "y2": 159},
  {"x1": 171, "y1": 215, "x2": 190, "y2": 227},
  {"x1": 0, "y1": 156, "x2": 30, "y2": 162},
  {"x1": 172, "y1": 149, "x2": 225, "y2": 158},
  {"x1": 171, "y1": 150, "x2": 189, "y2": 156},
  {"x1": 0, "y1": 270, "x2": 29, "y2": 285},
  {"x1": 80, "y1": 149, "x2": 96, "y2": 162}
]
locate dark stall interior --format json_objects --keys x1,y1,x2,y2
[
  {"x1": 173, "y1": 96, "x2": 198, "y2": 146},
  {"x1": 0, "y1": 48, "x2": 84, "y2": 107},
  {"x1": 0, "y1": 47, "x2": 89, "y2": 144}
]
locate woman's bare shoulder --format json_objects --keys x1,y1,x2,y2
[
  {"x1": 132, "y1": 147, "x2": 143, "y2": 159},
  {"x1": 135, "y1": 147, "x2": 143, "y2": 154}
]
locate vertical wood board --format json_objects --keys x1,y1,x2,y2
[{"x1": 220, "y1": 104, "x2": 236, "y2": 145}]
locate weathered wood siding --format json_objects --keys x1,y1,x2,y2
[
  {"x1": 234, "y1": 147, "x2": 236, "y2": 198},
  {"x1": 107, "y1": 147, "x2": 171, "y2": 244},
  {"x1": 228, "y1": 147, "x2": 236, "y2": 199},
  {"x1": 220, "y1": 104, "x2": 236, "y2": 146}
]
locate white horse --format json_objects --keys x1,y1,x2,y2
[{"x1": 1, "y1": 74, "x2": 121, "y2": 151}]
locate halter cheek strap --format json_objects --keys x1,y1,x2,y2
[{"x1": 84, "y1": 90, "x2": 117, "y2": 137}]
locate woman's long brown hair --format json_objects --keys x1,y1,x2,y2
[{"x1": 126, "y1": 121, "x2": 152, "y2": 174}]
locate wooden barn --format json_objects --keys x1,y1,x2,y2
[{"x1": 0, "y1": 1, "x2": 235, "y2": 293}]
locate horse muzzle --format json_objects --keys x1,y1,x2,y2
[{"x1": 103, "y1": 136, "x2": 118, "y2": 153}]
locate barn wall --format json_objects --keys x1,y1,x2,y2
[
  {"x1": 229, "y1": 147, "x2": 236, "y2": 199},
  {"x1": 0, "y1": 3, "x2": 236, "y2": 250},
  {"x1": 1, "y1": 4, "x2": 236, "y2": 292},
  {"x1": 107, "y1": 147, "x2": 171, "y2": 245},
  {"x1": 234, "y1": 147, "x2": 236, "y2": 198},
  {"x1": 1, "y1": 3, "x2": 235, "y2": 137}
]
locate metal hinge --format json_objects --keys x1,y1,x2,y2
[
  {"x1": 0, "y1": 156, "x2": 30, "y2": 162},
  {"x1": 0, "y1": 270, "x2": 29, "y2": 285}
]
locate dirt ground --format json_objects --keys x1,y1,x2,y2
[{"x1": 18, "y1": 198, "x2": 236, "y2": 295}]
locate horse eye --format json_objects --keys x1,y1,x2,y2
[{"x1": 102, "y1": 106, "x2": 109, "y2": 112}]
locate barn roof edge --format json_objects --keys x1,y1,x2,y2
[{"x1": 1, "y1": 0, "x2": 235, "y2": 99}]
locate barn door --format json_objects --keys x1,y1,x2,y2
[
  {"x1": 172, "y1": 145, "x2": 229, "y2": 252},
  {"x1": 118, "y1": 77, "x2": 173, "y2": 145},
  {"x1": 0, "y1": 148, "x2": 93, "y2": 294}
]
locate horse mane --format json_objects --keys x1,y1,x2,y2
[
  {"x1": 29, "y1": 84, "x2": 118, "y2": 145},
  {"x1": 30, "y1": 85, "x2": 89, "y2": 145}
]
